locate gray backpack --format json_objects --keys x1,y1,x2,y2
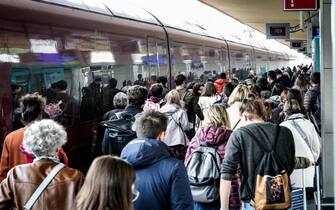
[{"x1": 185, "y1": 139, "x2": 222, "y2": 203}]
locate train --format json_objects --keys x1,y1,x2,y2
[{"x1": 0, "y1": 0, "x2": 307, "y2": 171}]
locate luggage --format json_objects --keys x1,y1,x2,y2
[{"x1": 100, "y1": 112, "x2": 136, "y2": 156}]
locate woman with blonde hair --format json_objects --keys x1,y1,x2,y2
[
  {"x1": 160, "y1": 90, "x2": 189, "y2": 160},
  {"x1": 226, "y1": 84, "x2": 250, "y2": 129},
  {"x1": 185, "y1": 104, "x2": 241, "y2": 210},
  {"x1": 75, "y1": 155, "x2": 136, "y2": 210}
]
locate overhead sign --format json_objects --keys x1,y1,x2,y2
[
  {"x1": 290, "y1": 40, "x2": 304, "y2": 49},
  {"x1": 284, "y1": 0, "x2": 318, "y2": 11},
  {"x1": 266, "y1": 23, "x2": 290, "y2": 39}
]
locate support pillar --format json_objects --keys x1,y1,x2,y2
[{"x1": 320, "y1": 0, "x2": 334, "y2": 198}]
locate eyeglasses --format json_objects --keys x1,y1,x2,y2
[{"x1": 132, "y1": 188, "x2": 140, "y2": 202}]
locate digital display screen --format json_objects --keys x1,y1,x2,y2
[
  {"x1": 270, "y1": 27, "x2": 286, "y2": 36},
  {"x1": 292, "y1": 42, "x2": 302, "y2": 48},
  {"x1": 266, "y1": 23, "x2": 290, "y2": 39}
]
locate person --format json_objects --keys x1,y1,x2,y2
[
  {"x1": 276, "y1": 69, "x2": 292, "y2": 89},
  {"x1": 221, "y1": 82, "x2": 236, "y2": 108},
  {"x1": 197, "y1": 82, "x2": 220, "y2": 129},
  {"x1": 102, "y1": 78, "x2": 120, "y2": 113},
  {"x1": 75, "y1": 155, "x2": 135, "y2": 210},
  {"x1": 292, "y1": 74, "x2": 307, "y2": 99},
  {"x1": 102, "y1": 85, "x2": 148, "y2": 155},
  {"x1": 267, "y1": 70, "x2": 277, "y2": 91},
  {"x1": 158, "y1": 76, "x2": 169, "y2": 96},
  {"x1": 220, "y1": 99, "x2": 296, "y2": 210},
  {"x1": 256, "y1": 77, "x2": 271, "y2": 99},
  {"x1": 0, "y1": 119, "x2": 84, "y2": 210},
  {"x1": 103, "y1": 92, "x2": 128, "y2": 120},
  {"x1": 280, "y1": 99, "x2": 321, "y2": 188},
  {"x1": 185, "y1": 104, "x2": 241, "y2": 210},
  {"x1": 143, "y1": 83, "x2": 165, "y2": 111},
  {"x1": 160, "y1": 90, "x2": 189, "y2": 160},
  {"x1": 80, "y1": 87, "x2": 95, "y2": 121},
  {"x1": 214, "y1": 72, "x2": 228, "y2": 94},
  {"x1": 134, "y1": 74, "x2": 147, "y2": 86},
  {"x1": 121, "y1": 111, "x2": 193, "y2": 210},
  {"x1": 304, "y1": 72, "x2": 321, "y2": 130},
  {"x1": 226, "y1": 84, "x2": 250, "y2": 130},
  {"x1": 174, "y1": 74, "x2": 187, "y2": 107},
  {"x1": 271, "y1": 90, "x2": 288, "y2": 124},
  {"x1": 184, "y1": 82, "x2": 204, "y2": 139},
  {"x1": 55, "y1": 80, "x2": 80, "y2": 127},
  {"x1": 0, "y1": 93, "x2": 67, "y2": 182}
]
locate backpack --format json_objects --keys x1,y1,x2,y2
[
  {"x1": 143, "y1": 99, "x2": 164, "y2": 112},
  {"x1": 185, "y1": 138, "x2": 221, "y2": 203},
  {"x1": 100, "y1": 112, "x2": 136, "y2": 156},
  {"x1": 243, "y1": 126, "x2": 291, "y2": 209}
]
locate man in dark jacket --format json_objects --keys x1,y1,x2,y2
[
  {"x1": 121, "y1": 111, "x2": 193, "y2": 210},
  {"x1": 304, "y1": 72, "x2": 321, "y2": 130},
  {"x1": 102, "y1": 78, "x2": 120, "y2": 113},
  {"x1": 220, "y1": 99, "x2": 296, "y2": 210},
  {"x1": 102, "y1": 85, "x2": 148, "y2": 154}
]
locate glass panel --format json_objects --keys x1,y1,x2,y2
[
  {"x1": 170, "y1": 42, "x2": 223, "y2": 85},
  {"x1": 230, "y1": 49, "x2": 253, "y2": 81}
]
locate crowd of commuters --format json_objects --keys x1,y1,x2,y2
[{"x1": 0, "y1": 64, "x2": 322, "y2": 210}]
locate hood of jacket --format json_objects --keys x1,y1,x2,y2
[
  {"x1": 196, "y1": 126, "x2": 232, "y2": 145},
  {"x1": 160, "y1": 104, "x2": 180, "y2": 115},
  {"x1": 121, "y1": 138, "x2": 171, "y2": 169}
]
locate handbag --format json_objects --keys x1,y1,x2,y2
[{"x1": 24, "y1": 163, "x2": 65, "y2": 210}]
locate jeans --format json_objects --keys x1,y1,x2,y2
[
  {"x1": 194, "y1": 202, "x2": 220, "y2": 210},
  {"x1": 242, "y1": 203, "x2": 255, "y2": 210}
]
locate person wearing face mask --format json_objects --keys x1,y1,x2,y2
[{"x1": 121, "y1": 111, "x2": 193, "y2": 210}]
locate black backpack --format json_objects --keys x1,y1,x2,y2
[
  {"x1": 242, "y1": 125, "x2": 292, "y2": 209},
  {"x1": 100, "y1": 112, "x2": 136, "y2": 156}
]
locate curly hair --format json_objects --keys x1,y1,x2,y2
[{"x1": 23, "y1": 119, "x2": 67, "y2": 158}]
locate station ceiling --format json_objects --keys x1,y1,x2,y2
[{"x1": 200, "y1": 0, "x2": 314, "y2": 45}]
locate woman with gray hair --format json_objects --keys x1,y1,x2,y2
[
  {"x1": 0, "y1": 119, "x2": 84, "y2": 210},
  {"x1": 103, "y1": 92, "x2": 128, "y2": 120}
]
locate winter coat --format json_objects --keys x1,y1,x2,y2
[
  {"x1": 281, "y1": 113, "x2": 321, "y2": 187},
  {"x1": 121, "y1": 138, "x2": 194, "y2": 210},
  {"x1": 214, "y1": 79, "x2": 228, "y2": 93},
  {"x1": 160, "y1": 104, "x2": 189, "y2": 146},
  {"x1": 304, "y1": 84, "x2": 320, "y2": 113},
  {"x1": 185, "y1": 126, "x2": 241, "y2": 208}
]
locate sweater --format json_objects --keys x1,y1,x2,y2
[{"x1": 220, "y1": 122, "x2": 296, "y2": 202}]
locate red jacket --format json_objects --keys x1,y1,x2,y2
[{"x1": 214, "y1": 79, "x2": 228, "y2": 93}]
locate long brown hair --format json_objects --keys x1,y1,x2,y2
[{"x1": 75, "y1": 156, "x2": 135, "y2": 210}]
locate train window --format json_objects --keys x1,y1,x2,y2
[{"x1": 170, "y1": 42, "x2": 224, "y2": 84}]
